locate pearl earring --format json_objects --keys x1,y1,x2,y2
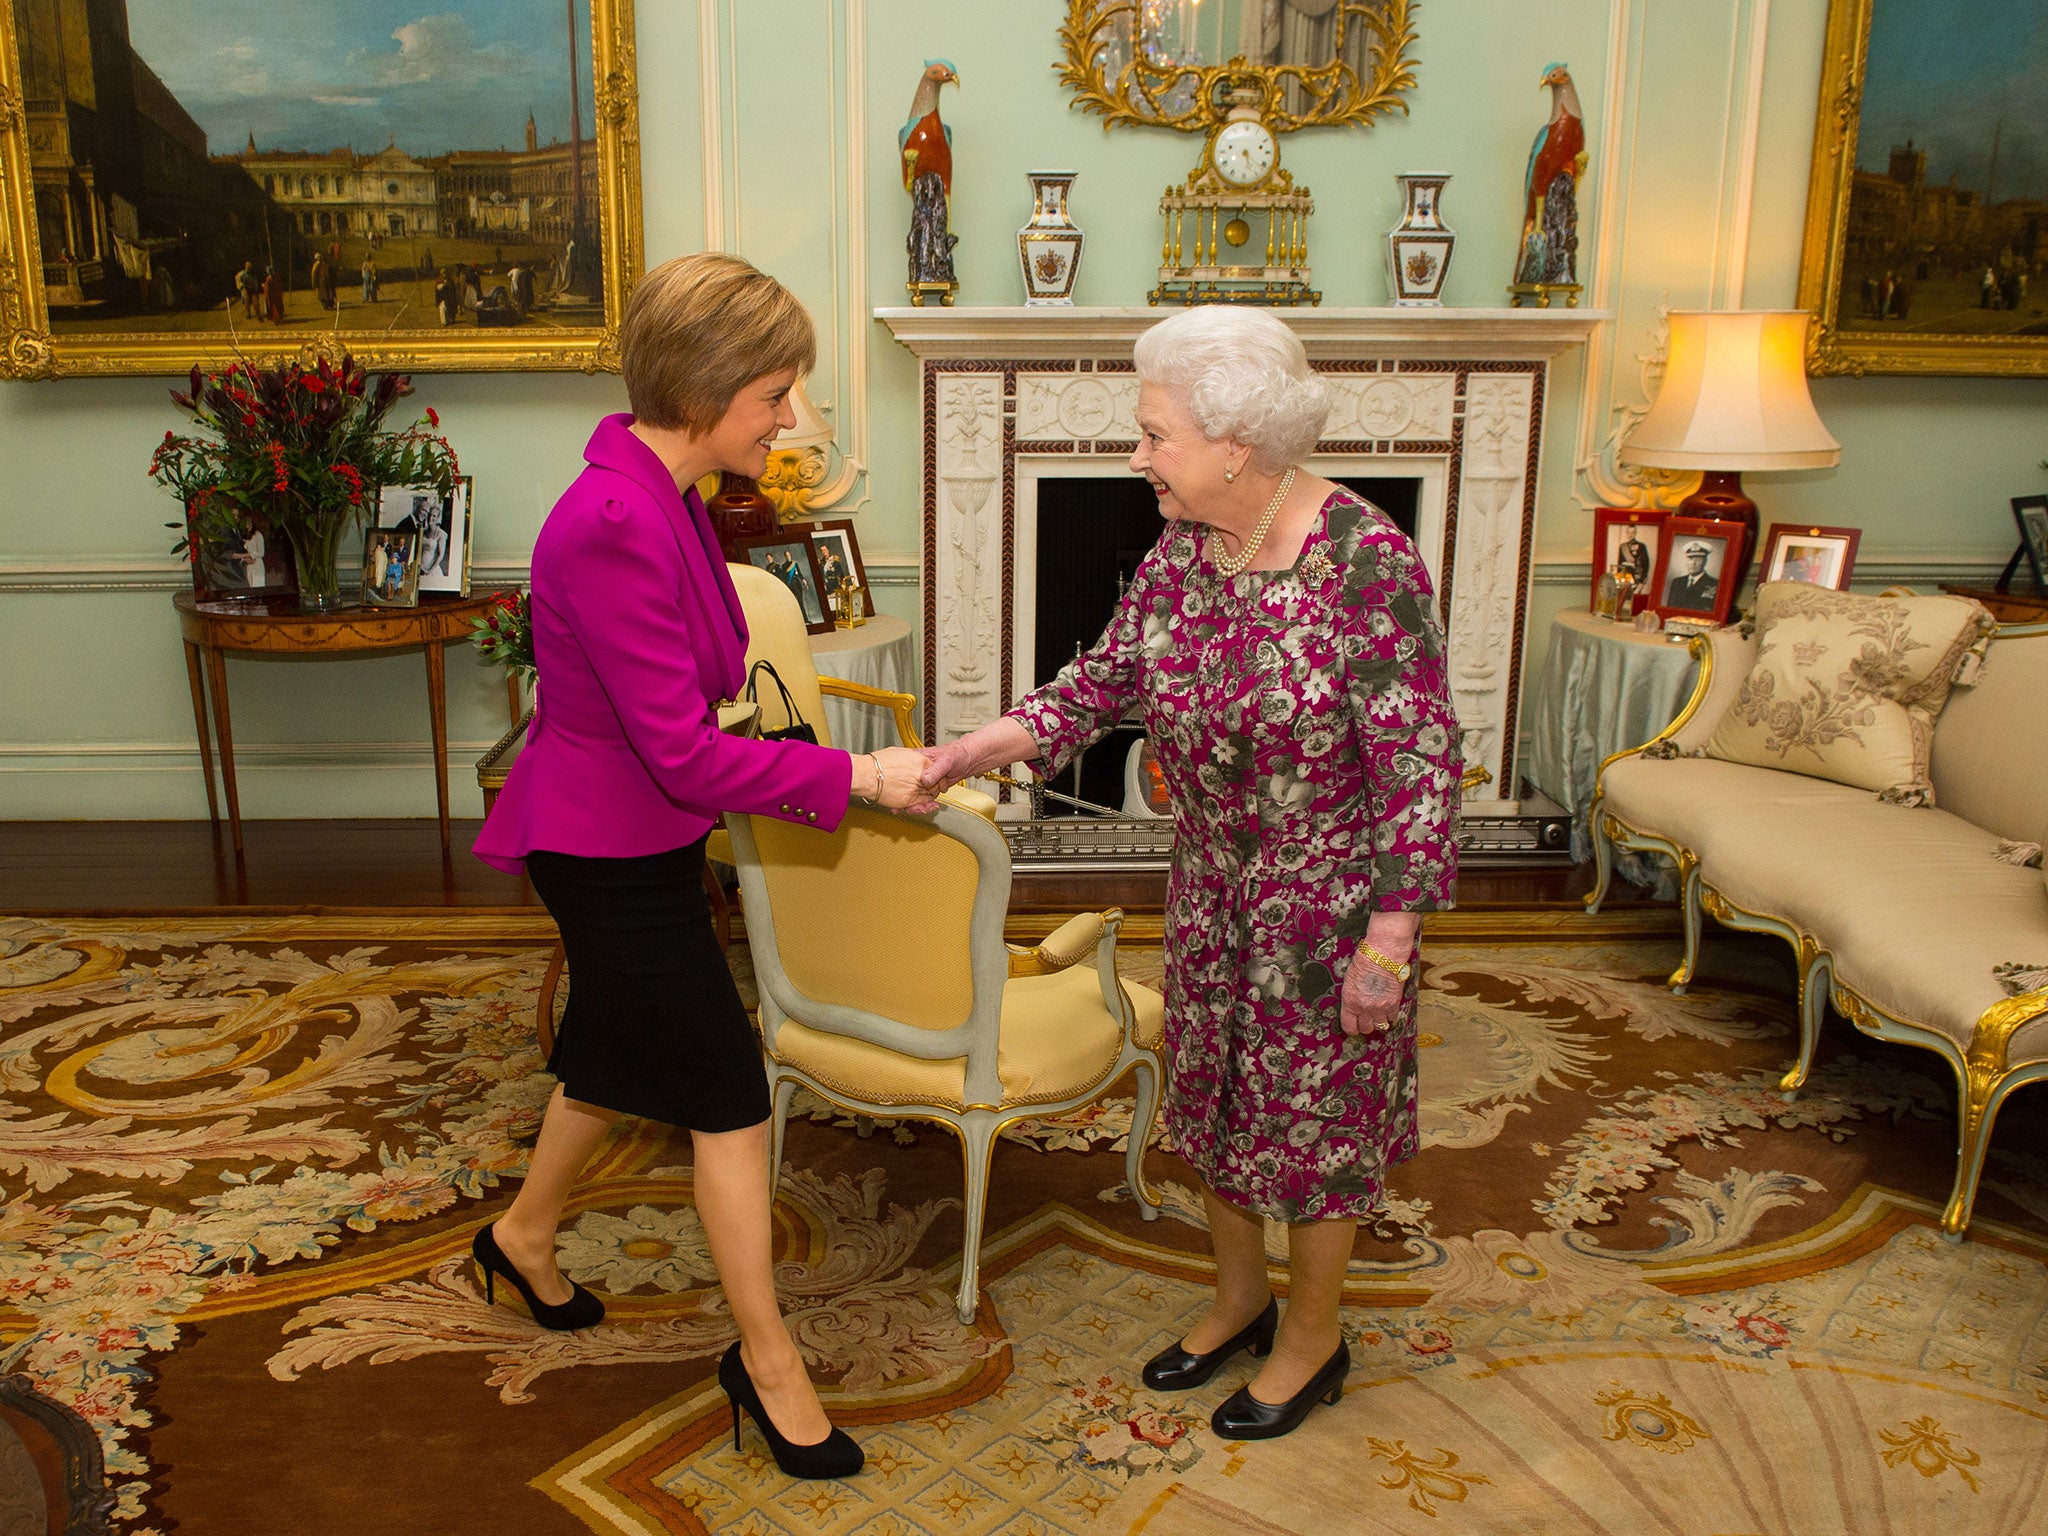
[{"x1": 1224, "y1": 468, "x2": 1237, "y2": 483}]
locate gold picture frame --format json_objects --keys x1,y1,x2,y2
[
  {"x1": 1796, "y1": 0, "x2": 2048, "y2": 377},
  {"x1": 0, "y1": 0, "x2": 641, "y2": 379},
  {"x1": 1056, "y1": 0, "x2": 1417, "y2": 135}
]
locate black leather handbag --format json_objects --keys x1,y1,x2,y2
[{"x1": 744, "y1": 660, "x2": 817, "y2": 744}]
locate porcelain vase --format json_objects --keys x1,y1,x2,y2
[
  {"x1": 1018, "y1": 171, "x2": 1083, "y2": 306},
  {"x1": 1386, "y1": 173, "x2": 1455, "y2": 306}
]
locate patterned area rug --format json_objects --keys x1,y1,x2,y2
[{"x1": 2, "y1": 911, "x2": 2045, "y2": 1534}]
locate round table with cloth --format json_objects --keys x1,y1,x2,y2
[{"x1": 1524, "y1": 608, "x2": 1699, "y2": 864}]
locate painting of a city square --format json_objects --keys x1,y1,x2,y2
[
  {"x1": 1804, "y1": 0, "x2": 2048, "y2": 373},
  {"x1": 0, "y1": 0, "x2": 638, "y2": 373}
]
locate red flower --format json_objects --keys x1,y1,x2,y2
[{"x1": 424, "y1": 407, "x2": 439, "y2": 428}]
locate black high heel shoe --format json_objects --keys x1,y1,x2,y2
[
  {"x1": 719, "y1": 1342, "x2": 863, "y2": 1480},
  {"x1": 1140, "y1": 1295, "x2": 1279, "y2": 1390},
  {"x1": 472, "y1": 1223, "x2": 606, "y2": 1331},
  {"x1": 1210, "y1": 1341, "x2": 1350, "y2": 1440}
]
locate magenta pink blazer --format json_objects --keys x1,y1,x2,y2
[{"x1": 474, "y1": 414, "x2": 851, "y2": 874}]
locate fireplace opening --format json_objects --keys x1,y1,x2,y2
[{"x1": 1030, "y1": 474, "x2": 1422, "y2": 816}]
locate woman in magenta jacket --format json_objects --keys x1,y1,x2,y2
[{"x1": 474, "y1": 253, "x2": 928, "y2": 1481}]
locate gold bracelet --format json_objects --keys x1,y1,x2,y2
[
  {"x1": 1357, "y1": 940, "x2": 1412, "y2": 983},
  {"x1": 869, "y1": 752, "x2": 884, "y2": 802}
]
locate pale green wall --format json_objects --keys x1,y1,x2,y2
[{"x1": 2, "y1": 1, "x2": 2039, "y2": 820}]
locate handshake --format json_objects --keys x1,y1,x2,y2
[{"x1": 853, "y1": 741, "x2": 979, "y2": 815}]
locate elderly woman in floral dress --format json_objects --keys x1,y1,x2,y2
[{"x1": 919, "y1": 305, "x2": 1460, "y2": 1441}]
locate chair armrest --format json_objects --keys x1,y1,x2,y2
[
  {"x1": 818, "y1": 677, "x2": 922, "y2": 747},
  {"x1": 1007, "y1": 910, "x2": 1107, "y2": 977}
]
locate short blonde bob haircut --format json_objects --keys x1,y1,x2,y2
[
  {"x1": 1132, "y1": 305, "x2": 1330, "y2": 473},
  {"x1": 619, "y1": 252, "x2": 817, "y2": 434}
]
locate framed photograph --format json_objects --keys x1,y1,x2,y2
[
  {"x1": 1648, "y1": 516, "x2": 1744, "y2": 625},
  {"x1": 2013, "y1": 495, "x2": 2048, "y2": 594},
  {"x1": 1797, "y1": 0, "x2": 2048, "y2": 376},
  {"x1": 378, "y1": 477, "x2": 473, "y2": 596},
  {"x1": 1591, "y1": 508, "x2": 1667, "y2": 614},
  {"x1": 735, "y1": 534, "x2": 834, "y2": 635},
  {"x1": 186, "y1": 505, "x2": 295, "y2": 604},
  {"x1": 1758, "y1": 524, "x2": 1861, "y2": 591},
  {"x1": 804, "y1": 520, "x2": 868, "y2": 604},
  {"x1": 362, "y1": 527, "x2": 421, "y2": 609},
  {"x1": 0, "y1": 0, "x2": 644, "y2": 378}
]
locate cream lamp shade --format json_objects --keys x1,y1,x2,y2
[
  {"x1": 1617, "y1": 310, "x2": 1839, "y2": 597},
  {"x1": 1618, "y1": 310, "x2": 1840, "y2": 471}
]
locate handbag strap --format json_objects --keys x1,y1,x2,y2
[{"x1": 744, "y1": 659, "x2": 809, "y2": 731}]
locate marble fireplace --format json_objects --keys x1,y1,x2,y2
[{"x1": 876, "y1": 307, "x2": 1602, "y2": 798}]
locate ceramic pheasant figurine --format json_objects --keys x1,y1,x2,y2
[
  {"x1": 899, "y1": 58, "x2": 958, "y2": 192},
  {"x1": 1514, "y1": 62, "x2": 1587, "y2": 290},
  {"x1": 902, "y1": 59, "x2": 960, "y2": 302}
]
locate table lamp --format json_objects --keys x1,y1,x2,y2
[
  {"x1": 1618, "y1": 310, "x2": 1840, "y2": 592},
  {"x1": 758, "y1": 378, "x2": 836, "y2": 522}
]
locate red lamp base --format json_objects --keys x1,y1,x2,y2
[
  {"x1": 704, "y1": 471, "x2": 776, "y2": 561},
  {"x1": 1677, "y1": 470, "x2": 1759, "y2": 594}
]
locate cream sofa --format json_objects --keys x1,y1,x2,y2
[{"x1": 1584, "y1": 617, "x2": 2048, "y2": 1236}]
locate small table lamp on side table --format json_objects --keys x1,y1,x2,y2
[{"x1": 1619, "y1": 310, "x2": 1840, "y2": 593}]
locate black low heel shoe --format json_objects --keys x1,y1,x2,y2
[
  {"x1": 1210, "y1": 1341, "x2": 1350, "y2": 1441},
  {"x1": 1140, "y1": 1296, "x2": 1279, "y2": 1390},
  {"x1": 718, "y1": 1342, "x2": 863, "y2": 1480},
  {"x1": 472, "y1": 1224, "x2": 606, "y2": 1331}
]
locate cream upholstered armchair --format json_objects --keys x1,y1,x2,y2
[{"x1": 725, "y1": 794, "x2": 1166, "y2": 1324}]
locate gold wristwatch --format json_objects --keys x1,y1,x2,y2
[{"x1": 1357, "y1": 940, "x2": 1412, "y2": 983}]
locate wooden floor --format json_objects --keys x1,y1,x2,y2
[{"x1": 0, "y1": 820, "x2": 1612, "y2": 914}]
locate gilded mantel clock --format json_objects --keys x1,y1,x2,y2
[
  {"x1": 1153, "y1": 82, "x2": 1315, "y2": 306},
  {"x1": 1056, "y1": 0, "x2": 1418, "y2": 309}
]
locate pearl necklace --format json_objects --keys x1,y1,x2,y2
[{"x1": 1210, "y1": 468, "x2": 1296, "y2": 579}]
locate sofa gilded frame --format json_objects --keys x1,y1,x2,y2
[{"x1": 1583, "y1": 622, "x2": 2048, "y2": 1236}]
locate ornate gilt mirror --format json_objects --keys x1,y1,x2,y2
[{"x1": 1057, "y1": 0, "x2": 1418, "y2": 132}]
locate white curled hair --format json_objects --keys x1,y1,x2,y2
[{"x1": 1132, "y1": 306, "x2": 1331, "y2": 473}]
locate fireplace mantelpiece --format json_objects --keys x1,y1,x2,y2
[{"x1": 876, "y1": 306, "x2": 1605, "y2": 796}]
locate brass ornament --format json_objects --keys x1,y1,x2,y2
[{"x1": 1056, "y1": 0, "x2": 1418, "y2": 135}]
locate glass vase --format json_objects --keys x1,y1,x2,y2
[{"x1": 285, "y1": 512, "x2": 350, "y2": 615}]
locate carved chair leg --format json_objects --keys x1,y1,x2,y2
[
  {"x1": 536, "y1": 941, "x2": 566, "y2": 1056},
  {"x1": 1780, "y1": 952, "x2": 1831, "y2": 1099},
  {"x1": 1941, "y1": 1066, "x2": 2014, "y2": 1241},
  {"x1": 954, "y1": 1111, "x2": 1000, "y2": 1325},
  {"x1": 768, "y1": 1076, "x2": 795, "y2": 1200},
  {"x1": 1125, "y1": 1054, "x2": 1163, "y2": 1220},
  {"x1": 1583, "y1": 808, "x2": 1614, "y2": 916},
  {"x1": 1668, "y1": 854, "x2": 1703, "y2": 995}
]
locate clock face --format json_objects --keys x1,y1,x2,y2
[{"x1": 1211, "y1": 120, "x2": 1277, "y2": 188}]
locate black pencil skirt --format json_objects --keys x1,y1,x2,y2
[{"x1": 526, "y1": 840, "x2": 771, "y2": 1132}]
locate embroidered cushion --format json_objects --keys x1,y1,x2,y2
[{"x1": 1703, "y1": 583, "x2": 1994, "y2": 804}]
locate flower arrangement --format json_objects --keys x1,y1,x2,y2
[
  {"x1": 470, "y1": 588, "x2": 535, "y2": 684},
  {"x1": 148, "y1": 353, "x2": 457, "y2": 611}
]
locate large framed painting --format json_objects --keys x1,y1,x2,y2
[
  {"x1": 0, "y1": 0, "x2": 641, "y2": 378},
  {"x1": 1798, "y1": 0, "x2": 2048, "y2": 376}
]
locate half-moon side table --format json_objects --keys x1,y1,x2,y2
[{"x1": 175, "y1": 589, "x2": 520, "y2": 858}]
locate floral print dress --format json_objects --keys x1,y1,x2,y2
[{"x1": 1008, "y1": 488, "x2": 1461, "y2": 1222}]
